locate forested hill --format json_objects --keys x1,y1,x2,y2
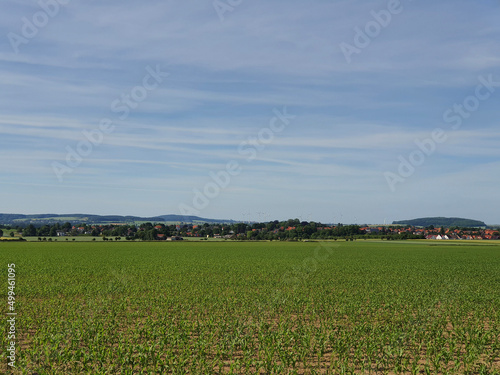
[
  {"x1": 392, "y1": 217, "x2": 487, "y2": 228},
  {"x1": 0, "y1": 213, "x2": 234, "y2": 226}
]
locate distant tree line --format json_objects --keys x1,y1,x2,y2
[{"x1": 0, "y1": 219, "x2": 433, "y2": 241}]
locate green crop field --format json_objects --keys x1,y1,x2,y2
[{"x1": 0, "y1": 241, "x2": 499, "y2": 374}]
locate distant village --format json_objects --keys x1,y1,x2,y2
[{"x1": 1, "y1": 220, "x2": 499, "y2": 241}]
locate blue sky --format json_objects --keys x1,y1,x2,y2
[{"x1": 1, "y1": 0, "x2": 499, "y2": 224}]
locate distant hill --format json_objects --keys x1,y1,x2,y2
[
  {"x1": 0, "y1": 213, "x2": 235, "y2": 226},
  {"x1": 392, "y1": 217, "x2": 487, "y2": 228}
]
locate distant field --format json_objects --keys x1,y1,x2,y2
[
  {"x1": 0, "y1": 241, "x2": 498, "y2": 374},
  {"x1": 20, "y1": 236, "x2": 226, "y2": 242},
  {"x1": 22, "y1": 236, "x2": 126, "y2": 242}
]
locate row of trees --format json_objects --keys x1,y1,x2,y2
[{"x1": 1, "y1": 220, "x2": 428, "y2": 241}]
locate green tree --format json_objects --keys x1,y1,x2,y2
[
  {"x1": 246, "y1": 231, "x2": 257, "y2": 240},
  {"x1": 38, "y1": 225, "x2": 50, "y2": 236},
  {"x1": 23, "y1": 224, "x2": 37, "y2": 237},
  {"x1": 234, "y1": 223, "x2": 248, "y2": 234},
  {"x1": 145, "y1": 229, "x2": 157, "y2": 241},
  {"x1": 142, "y1": 222, "x2": 153, "y2": 231}
]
